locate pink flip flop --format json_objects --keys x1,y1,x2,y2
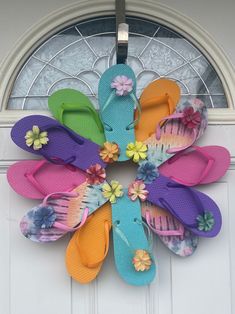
[
  {"x1": 7, "y1": 160, "x2": 87, "y2": 199},
  {"x1": 159, "y1": 146, "x2": 230, "y2": 186}
]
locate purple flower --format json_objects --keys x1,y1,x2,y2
[
  {"x1": 111, "y1": 75, "x2": 133, "y2": 96},
  {"x1": 33, "y1": 206, "x2": 57, "y2": 229},
  {"x1": 137, "y1": 161, "x2": 159, "y2": 184}
]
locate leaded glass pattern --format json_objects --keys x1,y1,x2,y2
[{"x1": 8, "y1": 16, "x2": 227, "y2": 110}]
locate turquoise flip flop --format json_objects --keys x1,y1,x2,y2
[
  {"x1": 48, "y1": 89, "x2": 105, "y2": 146},
  {"x1": 98, "y1": 64, "x2": 141, "y2": 161},
  {"x1": 111, "y1": 190, "x2": 156, "y2": 286}
]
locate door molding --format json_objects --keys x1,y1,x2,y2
[{"x1": 0, "y1": 0, "x2": 235, "y2": 125}]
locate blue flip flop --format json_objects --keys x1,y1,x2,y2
[
  {"x1": 98, "y1": 64, "x2": 141, "y2": 161},
  {"x1": 111, "y1": 190, "x2": 156, "y2": 286}
]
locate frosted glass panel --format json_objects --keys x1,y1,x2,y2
[{"x1": 8, "y1": 16, "x2": 227, "y2": 109}]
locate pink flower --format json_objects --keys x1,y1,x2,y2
[
  {"x1": 111, "y1": 75, "x2": 133, "y2": 96},
  {"x1": 181, "y1": 107, "x2": 201, "y2": 129},
  {"x1": 183, "y1": 247, "x2": 193, "y2": 256},
  {"x1": 128, "y1": 180, "x2": 149, "y2": 202},
  {"x1": 86, "y1": 164, "x2": 106, "y2": 185}
]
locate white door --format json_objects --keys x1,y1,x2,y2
[{"x1": 1, "y1": 1, "x2": 235, "y2": 314}]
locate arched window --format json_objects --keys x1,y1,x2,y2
[{"x1": 6, "y1": 16, "x2": 227, "y2": 111}]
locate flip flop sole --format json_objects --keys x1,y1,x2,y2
[
  {"x1": 135, "y1": 78, "x2": 180, "y2": 141},
  {"x1": 20, "y1": 182, "x2": 107, "y2": 242},
  {"x1": 112, "y1": 191, "x2": 156, "y2": 286},
  {"x1": 11, "y1": 115, "x2": 106, "y2": 171},
  {"x1": 7, "y1": 160, "x2": 86, "y2": 199},
  {"x1": 159, "y1": 146, "x2": 230, "y2": 185},
  {"x1": 65, "y1": 203, "x2": 111, "y2": 284},
  {"x1": 144, "y1": 98, "x2": 208, "y2": 167},
  {"x1": 145, "y1": 175, "x2": 222, "y2": 237},
  {"x1": 48, "y1": 89, "x2": 105, "y2": 145},
  {"x1": 142, "y1": 203, "x2": 198, "y2": 257},
  {"x1": 98, "y1": 64, "x2": 137, "y2": 161}
]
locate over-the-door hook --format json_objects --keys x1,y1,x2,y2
[{"x1": 116, "y1": 0, "x2": 129, "y2": 64}]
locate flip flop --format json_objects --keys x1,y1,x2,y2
[
  {"x1": 159, "y1": 146, "x2": 230, "y2": 186},
  {"x1": 141, "y1": 202, "x2": 198, "y2": 257},
  {"x1": 20, "y1": 182, "x2": 107, "y2": 242},
  {"x1": 98, "y1": 64, "x2": 140, "y2": 161},
  {"x1": 145, "y1": 174, "x2": 222, "y2": 237},
  {"x1": 11, "y1": 115, "x2": 106, "y2": 171},
  {"x1": 112, "y1": 191, "x2": 156, "y2": 286},
  {"x1": 135, "y1": 78, "x2": 180, "y2": 141},
  {"x1": 48, "y1": 89, "x2": 105, "y2": 145},
  {"x1": 145, "y1": 98, "x2": 208, "y2": 167},
  {"x1": 65, "y1": 202, "x2": 111, "y2": 284},
  {"x1": 7, "y1": 160, "x2": 87, "y2": 199}
]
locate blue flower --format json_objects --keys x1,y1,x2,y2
[
  {"x1": 136, "y1": 161, "x2": 159, "y2": 184},
  {"x1": 33, "y1": 206, "x2": 57, "y2": 229},
  {"x1": 196, "y1": 211, "x2": 214, "y2": 231}
]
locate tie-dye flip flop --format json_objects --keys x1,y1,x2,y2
[
  {"x1": 98, "y1": 64, "x2": 141, "y2": 161},
  {"x1": 7, "y1": 159, "x2": 87, "y2": 199},
  {"x1": 141, "y1": 202, "x2": 198, "y2": 257},
  {"x1": 11, "y1": 115, "x2": 106, "y2": 171},
  {"x1": 20, "y1": 182, "x2": 107, "y2": 242},
  {"x1": 145, "y1": 98, "x2": 208, "y2": 167},
  {"x1": 145, "y1": 174, "x2": 222, "y2": 237}
]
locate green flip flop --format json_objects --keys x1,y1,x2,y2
[{"x1": 48, "y1": 89, "x2": 105, "y2": 145}]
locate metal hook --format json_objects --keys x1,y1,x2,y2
[{"x1": 116, "y1": 0, "x2": 129, "y2": 64}]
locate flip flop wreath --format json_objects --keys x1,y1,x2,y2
[{"x1": 8, "y1": 64, "x2": 230, "y2": 286}]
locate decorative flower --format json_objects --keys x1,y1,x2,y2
[
  {"x1": 111, "y1": 75, "x2": 133, "y2": 96},
  {"x1": 126, "y1": 141, "x2": 147, "y2": 163},
  {"x1": 181, "y1": 107, "x2": 201, "y2": 129},
  {"x1": 99, "y1": 142, "x2": 120, "y2": 163},
  {"x1": 137, "y1": 161, "x2": 159, "y2": 184},
  {"x1": 132, "y1": 249, "x2": 152, "y2": 272},
  {"x1": 86, "y1": 164, "x2": 106, "y2": 185},
  {"x1": 102, "y1": 180, "x2": 123, "y2": 203},
  {"x1": 196, "y1": 211, "x2": 215, "y2": 231},
  {"x1": 33, "y1": 206, "x2": 57, "y2": 229},
  {"x1": 128, "y1": 180, "x2": 149, "y2": 201},
  {"x1": 25, "y1": 125, "x2": 49, "y2": 150}
]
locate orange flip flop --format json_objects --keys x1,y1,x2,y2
[
  {"x1": 65, "y1": 202, "x2": 112, "y2": 284},
  {"x1": 135, "y1": 78, "x2": 180, "y2": 141}
]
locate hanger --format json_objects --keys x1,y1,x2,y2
[{"x1": 116, "y1": 0, "x2": 129, "y2": 64}]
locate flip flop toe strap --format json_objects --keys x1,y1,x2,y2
[
  {"x1": 25, "y1": 160, "x2": 50, "y2": 196},
  {"x1": 102, "y1": 90, "x2": 141, "y2": 131},
  {"x1": 145, "y1": 210, "x2": 184, "y2": 236},
  {"x1": 38, "y1": 123, "x2": 84, "y2": 165},
  {"x1": 167, "y1": 146, "x2": 215, "y2": 186},
  {"x1": 59, "y1": 103, "x2": 104, "y2": 133}
]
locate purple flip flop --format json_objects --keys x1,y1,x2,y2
[
  {"x1": 145, "y1": 174, "x2": 222, "y2": 237},
  {"x1": 11, "y1": 115, "x2": 106, "y2": 171}
]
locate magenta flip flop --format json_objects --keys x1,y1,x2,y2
[
  {"x1": 159, "y1": 146, "x2": 230, "y2": 186},
  {"x1": 7, "y1": 160, "x2": 87, "y2": 199},
  {"x1": 145, "y1": 174, "x2": 222, "y2": 237},
  {"x1": 11, "y1": 115, "x2": 106, "y2": 171}
]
